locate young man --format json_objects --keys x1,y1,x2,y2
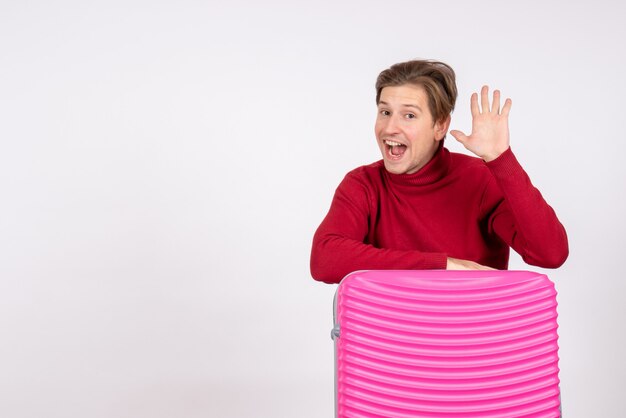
[{"x1": 310, "y1": 59, "x2": 568, "y2": 284}]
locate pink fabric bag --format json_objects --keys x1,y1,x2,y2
[{"x1": 332, "y1": 270, "x2": 561, "y2": 417}]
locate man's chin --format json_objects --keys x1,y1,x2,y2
[{"x1": 383, "y1": 160, "x2": 407, "y2": 175}]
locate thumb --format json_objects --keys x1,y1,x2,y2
[{"x1": 449, "y1": 130, "x2": 468, "y2": 144}]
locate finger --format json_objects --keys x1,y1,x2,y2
[
  {"x1": 501, "y1": 98, "x2": 512, "y2": 117},
  {"x1": 480, "y1": 85, "x2": 489, "y2": 114},
  {"x1": 449, "y1": 130, "x2": 468, "y2": 144},
  {"x1": 491, "y1": 89, "x2": 501, "y2": 114},
  {"x1": 470, "y1": 92, "x2": 479, "y2": 117}
]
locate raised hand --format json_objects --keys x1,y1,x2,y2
[{"x1": 450, "y1": 85, "x2": 512, "y2": 162}]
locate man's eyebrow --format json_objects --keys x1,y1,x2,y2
[
  {"x1": 403, "y1": 104, "x2": 422, "y2": 111},
  {"x1": 378, "y1": 101, "x2": 423, "y2": 111}
]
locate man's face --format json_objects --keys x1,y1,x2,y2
[{"x1": 375, "y1": 84, "x2": 449, "y2": 175}]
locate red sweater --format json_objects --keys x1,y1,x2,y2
[{"x1": 310, "y1": 146, "x2": 568, "y2": 284}]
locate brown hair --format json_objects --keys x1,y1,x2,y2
[{"x1": 375, "y1": 59, "x2": 457, "y2": 124}]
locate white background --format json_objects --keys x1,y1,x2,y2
[{"x1": 1, "y1": 1, "x2": 625, "y2": 417}]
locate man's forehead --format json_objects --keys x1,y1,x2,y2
[{"x1": 379, "y1": 85, "x2": 427, "y2": 107}]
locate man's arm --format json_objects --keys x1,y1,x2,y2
[
  {"x1": 310, "y1": 173, "x2": 448, "y2": 284},
  {"x1": 451, "y1": 86, "x2": 568, "y2": 267},
  {"x1": 482, "y1": 149, "x2": 569, "y2": 267}
]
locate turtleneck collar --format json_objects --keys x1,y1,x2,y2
[{"x1": 383, "y1": 142, "x2": 451, "y2": 186}]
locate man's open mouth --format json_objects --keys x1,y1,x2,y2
[{"x1": 384, "y1": 139, "x2": 407, "y2": 158}]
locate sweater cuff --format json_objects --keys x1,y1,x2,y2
[
  {"x1": 485, "y1": 147, "x2": 524, "y2": 179},
  {"x1": 420, "y1": 252, "x2": 448, "y2": 270}
]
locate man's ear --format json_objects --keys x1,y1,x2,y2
[{"x1": 434, "y1": 115, "x2": 451, "y2": 141}]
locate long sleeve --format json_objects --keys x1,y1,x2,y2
[
  {"x1": 310, "y1": 172, "x2": 447, "y2": 284},
  {"x1": 482, "y1": 148, "x2": 569, "y2": 268}
]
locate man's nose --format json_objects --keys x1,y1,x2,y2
[{"x1": 382, "y1": 115, "x2": 401, "y2": 134}]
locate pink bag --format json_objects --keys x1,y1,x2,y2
[{"x1": 332, "y1": 270, "x2": 561, "y2": 417}]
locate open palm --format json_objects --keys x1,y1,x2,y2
[{"x1": 450, "y1": 85, "x2": 512, "y2": 162}]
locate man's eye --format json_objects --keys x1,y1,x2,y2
[
  {"x1": 380, "y1": 110, "x2": 390, "y2": 116},
  {"x1": 406, "y1": 113, "x2": 416, "y2": 119}
]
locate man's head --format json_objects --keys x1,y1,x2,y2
[
  {"x1": 375, "y1": 60, "x2": 457, "y2": 124},
  {"x1": 374, "y1": 60, "x2": 458, "y2": 175}
]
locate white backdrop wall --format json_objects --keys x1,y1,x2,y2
[{"x1": 1, "y1": 1, "x2": 624, "y2": 417}]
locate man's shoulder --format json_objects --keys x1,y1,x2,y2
[
  {"x1": 346, "y1": 160, "x2": 385, "y2": 178},
  {"x1": 449, "y1": 150, "x2": 484, "y2": 166},
  {"x1": 339, "y1": 160, "x2": 386, "y2": 191},
  {"x1": 444, "y1": 150, "x2": 496, "y2": 189},
  {"x1": 448, "y1": 150, "x2": 490, "y2": 174}
]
